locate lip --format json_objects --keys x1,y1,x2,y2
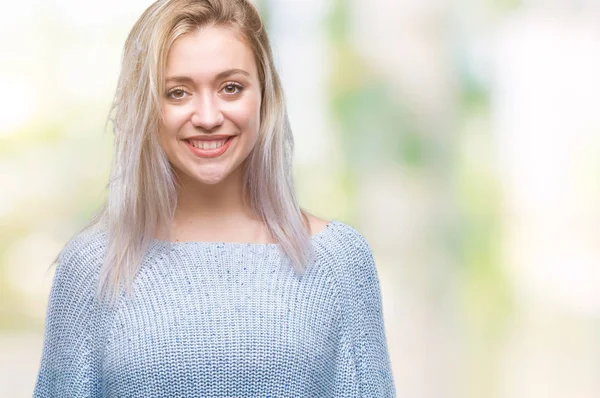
[
  {"x1": 184, "y1": 134, "x2": 233, "y2": 141},
  {"x1": 183, "y1": 136, "x2": 234, "y2": 158}
]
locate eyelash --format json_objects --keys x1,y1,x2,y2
[
  {"x1": 222, "y1": 82, "x2": 244, "y2": 95},
  {"x1": 166, "y1": 82, "x2": 245, "y2": 100}
]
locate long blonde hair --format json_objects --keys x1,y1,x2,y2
[{"x1": 61, "y1": 0, "x2": 314, "y2": 305}]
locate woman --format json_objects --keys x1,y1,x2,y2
[{"x1": 34, "y1": 0, "x2": 396, "y2": 396}]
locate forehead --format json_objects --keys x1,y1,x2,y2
[{"x1": 165, "y1": 26, "x2": 257, "y2": 80}]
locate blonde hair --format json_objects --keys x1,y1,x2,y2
[{"x1": 60, "y1": 0, "x2": 314, "y2": 305}]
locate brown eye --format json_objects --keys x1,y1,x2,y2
[
  {"x1": 167, "y1": 88, "x2": 187, "y2": 100},
  {"x1": 222, "y1": 82, "x2": 244, "y2": 95}
]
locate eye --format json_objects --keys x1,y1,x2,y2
[
  {"x1": 221, "y1": 82, "x2": 244, "y2": 95},
  {"x1": 166, "y1": 88, "x2": 188, "y2": 100}
]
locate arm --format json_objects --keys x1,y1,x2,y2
[
  {"x1": 344, "y1": 228, "x2": 397, "y2": 397},
  {"x1": 33, "y1": 234, "x2": 101, "y2": 397}
]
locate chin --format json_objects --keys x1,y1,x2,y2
[
  {"x1": 188, "y1": 168, "x2": 232, "y2": 186},
  {"x1": 197, "y1": 177, "x2": 227, "y2": 185},
  {"x1": 191, "y1": 173, "x2": 227, "y2": 186},
  {"x1": 174, "y1": 160, "x2": 242, "y2": 187}
]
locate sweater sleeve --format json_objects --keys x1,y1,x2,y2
[
  {"x1": 343, "y1": 227, "x2": 397, "y2": 397},
  {"x1": 33, "y1": 234, "x2": 101, "y2": 397}
]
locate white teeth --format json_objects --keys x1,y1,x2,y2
[{"x1": 189, "y1": 138, "x2": 228, "y2": 150}]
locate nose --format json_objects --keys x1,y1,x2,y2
[{"x1": 190, "y1": 92, "x2": 225, "y2": 131}]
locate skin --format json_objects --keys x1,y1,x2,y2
[{"x1": 158, "y1": 25, "x2": 327, "y2": 243}]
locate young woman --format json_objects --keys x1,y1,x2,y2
[{"x1": 34, "y1": 0, "x2": 396, "y2": 396}]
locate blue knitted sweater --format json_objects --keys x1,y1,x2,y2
[{"x1": 34, "y1": 220, "x2": 396, "y2": 397}]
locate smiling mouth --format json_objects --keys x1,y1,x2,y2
[
  {"x1": 185, "y1": 137, "x2": 232, "y2": 150},
  {"x1": 183, "y1": 136, "x2": 234, "y2": 158}
]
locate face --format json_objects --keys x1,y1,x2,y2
[{"x1": 158, "y1": 25, "x2": 262, "y2": 187}]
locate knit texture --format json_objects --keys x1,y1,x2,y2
[{"x1": 33, "y1": 220, "x2": 396, "y2": 397}]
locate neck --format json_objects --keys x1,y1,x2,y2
[
  {"x1": 173, "y1": 167, "x2": 254, "y2": 223},
  {"x1": 154, "y1": 165, "x2": 274, "y2": 243}
]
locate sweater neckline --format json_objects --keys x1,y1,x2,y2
[{"x1": 151, "y1": 219, "x2": 340, "y2": 249}]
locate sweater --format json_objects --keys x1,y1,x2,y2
[{"x1": 33, "y1": 220, "x2": 396, "y2": 397}]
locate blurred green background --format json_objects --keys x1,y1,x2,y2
[{"x1": 2, "y1": 0, "x2": 600, "y2": 396}]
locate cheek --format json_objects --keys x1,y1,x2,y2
[
  {"x1": 231, "y1": 96, "x2": 261, "y2": 136},
  {"x1": 160, "y1": 105, "x2": 189, "y2": 136}
]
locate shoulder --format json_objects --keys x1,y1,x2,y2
[
  {"x1": 313, "y1": 220, "x2": 382, "y2": 307},
  {"x1": 59, "y1": 227, "x2": 107, "y2": 266},
  {"x1": 304, "y1": 212, "x2": 331, "y2": 238},
  {"x1": 320, "y1": 218, "x2": 371, "y2": 248},
  {"x1": 322, "y1": 222, "x2": 382, "y2": 297},
  {"x1": 310, "y1": 217, "x2": 375, "y2": 263},
  {"x1": 41, "y1": 227, "x2": 109, "y2": 338},
  {"x1": 52, "y1": 227, "x2": 107, "y2": 293}
]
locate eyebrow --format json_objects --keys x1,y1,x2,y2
[{"x1": 165, "y1": 68, "x2": 250, "y2": 84}]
